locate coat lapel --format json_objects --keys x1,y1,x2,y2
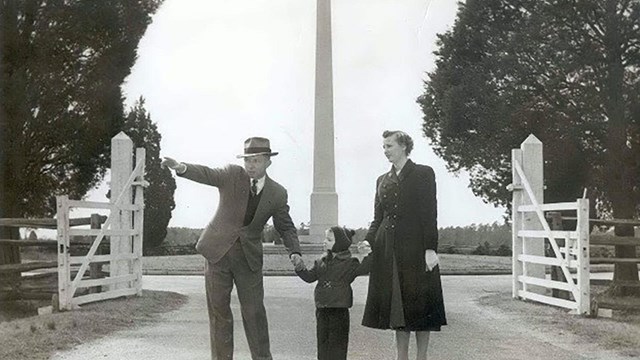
[
  {"x1": 399, "y1": 159, "x2": 415, "y2": 182},
  {"x1": 386, "y1": 168, "x2": 399, "y2": 185},
  {"x1": 239, "y1": 172, "x2": 251, "y2": 207}
]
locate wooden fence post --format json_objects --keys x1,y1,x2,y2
[
  {"x1": 512, "y1": 147, "x2": 524, "y2": 298},
  {"x1": 520, "y1": 135, "x2": 546, "y2": 295},
  {"x1": 89, "y1": 213, "x2": 102, "y2": 294},
  {"x1": 0, "y1": 224, "x2": 21, "y2": 286},
  {"x1": 133, "y1": 148, "x2": 145, "y2": 295},
  {"x1": 56, "y1": 195, "x2": 71, "y2": 311},
  {"x1": 576, "y1": 198, "x2": 590, "y2": 315},
  {"x1": 110, "y1": 132, "x2": 133, "y2": 290}
]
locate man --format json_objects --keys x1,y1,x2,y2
[{"x1": 162, "y1": 137, "x2": 303, "y2": 360}]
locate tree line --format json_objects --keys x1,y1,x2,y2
[
  {"x1": 161, "y1": 222, "x2": 512, "y2": 257},
  {"x1": 1, "y1": 0, "x2": 174, "y2": 252},
  {"x1": 419, "y1": 0, "x2": 640, "y2": 294}
]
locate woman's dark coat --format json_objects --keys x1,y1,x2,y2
[{"x1": 362, "y1": 160, "x2": 447, "y2": 331}]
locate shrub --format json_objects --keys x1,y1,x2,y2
[
  {"x1": 472, "y1": 241, "x2": 492, "y2": 255},
  {"x1": 494, "y1": 244, "x2": 512, "y2": 257},
  {"x1": 262, "y1": 225, "x2": 282, "y2": 244},
  {"x1": 440, "y1": 245, "x2": 459, "y2": 254}
]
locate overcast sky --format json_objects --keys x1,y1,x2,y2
[{"x1": 93, "y1": 0, "x2": 507, "y2": 229}]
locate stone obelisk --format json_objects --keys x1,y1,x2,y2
[{"x1": 309, "y1": 0, "x2": 338, "y2": 241}]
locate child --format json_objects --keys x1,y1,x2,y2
[{"x1": 295, "y1": 226, "x2": 372, "y2": 360}]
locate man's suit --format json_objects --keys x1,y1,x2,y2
[{"x1": 179, "y1": 163, "x2": 300, "y2": 360}]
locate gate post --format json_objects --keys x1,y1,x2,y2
[
  {"x1": 56, "y1": 195, "x2": 71, "y2": 310},
  {"x1": 133, "y1": 147, "x2": 145, "y2": 295},
  {"x1": 512, "y1": 147, "x2": 524, "y2": 298},
  {"x1": 576, "y1": 198, "x2": 591, "y2": 314},
  {"x1": 89, "y1": 213, "x2": 103, "y2": 294},
  {"x1": 110, "y1": 132, "x2": 133, "y2": 290},
  {"x1": 513, "y1": 135, "x2": 546, "y2": 296}
]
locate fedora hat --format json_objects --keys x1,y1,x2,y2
[{"x1": 236, "y1": 137, "x2": 279, "y2": 158}]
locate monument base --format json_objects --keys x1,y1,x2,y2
[
  {"x1": 263, "y1": 242, "x2": 325, "y2": 254},
  {"x1": 309, "y1": 191, "x2": 338, "y2": 242},
  {"x1": 262, "y1": 242, "x2": 360, "y2": 255},
  {"x1": 298, "y1": 234, "x2": 324, "y2": 244}
]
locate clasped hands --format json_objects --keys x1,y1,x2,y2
[
  {"x1": 290, "y1": 241, "x2": 374, "y2": 272},
  {"x1": 290, "y1": 253, "x2": 304, "y2": 271},
  {"x1": 357, "y1": 241, "x2": 372, "y2": 256}
]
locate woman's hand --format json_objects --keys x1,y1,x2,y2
[
  {"x1": 425, "y1": 250, "x2": 439, "y2": 271},
  {"x1": 358, "y1": 241, "x2": 372, "y2": 256}
]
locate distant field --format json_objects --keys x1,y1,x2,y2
[
  {"x1": 21, "y1": 246, "x2": 512, "y2": 275},
  {"x1": 142, "y1": 253, "x2": 512, "y2": 275}
]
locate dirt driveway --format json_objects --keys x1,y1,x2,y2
[{"x1": 51, "y1": 275, "x2": 634, "y2": 360}]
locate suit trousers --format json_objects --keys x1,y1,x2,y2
[
  {"x1": 205, "y1": 240, "x2": 272, "y2": 360},
  {"x1": 316, "y1": 308, "x2": 350, "y2": 360}
]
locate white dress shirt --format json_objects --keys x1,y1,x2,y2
[{"x1": 251, "y1": 176, "x2": 266, "y2": 195}]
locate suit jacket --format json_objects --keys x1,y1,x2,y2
[{"x1": 179, "y1": 163, "x2": 301, "y2": 271}]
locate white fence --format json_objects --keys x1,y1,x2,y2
[
  {"x1": 511, "y1": 135, "x2": 590, "y2": 315},
  {"x1": 56, "y1": 132, "x2": 146, "y2": 310}
]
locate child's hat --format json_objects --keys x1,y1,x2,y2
[{"x1": 331, "y1": 226, "x2": 355, "y2": 252}]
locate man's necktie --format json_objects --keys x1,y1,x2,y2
[{"x1": 251, "y1": 179, "x2": 258, "y2": 196}]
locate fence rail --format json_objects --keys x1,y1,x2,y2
[
  {"x1": 590, "y1": 235, "x2": 640, "y2": 246},
  {"x1": 0, "y1": 215, "x2": 107, "y2": 229},
  {"x1": 0, "y1": 214, "x2": 108, "y2": 307},
  {"x1": 562, "y1": 217, "x2": 640, "y2": 227}
]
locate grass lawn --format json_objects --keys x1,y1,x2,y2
[
  {"x1": 141, "y1": 252, "x2": 513, "y2": 275},
  {"x1": 0, "y1": 290, "x2": 187, "y2": 360}
]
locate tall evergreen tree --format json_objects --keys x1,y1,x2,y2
[
  {"x1": 0, "y1": 0, "x2": 162, "y2": 238},
  {"x1": 123, "y1": 98, "x2": 176, "y2": 251},
  {"x1": 419, "y1": 0, "x2": 640, "y2": 293}
]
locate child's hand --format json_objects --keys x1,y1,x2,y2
[
  {"x1": 294, "y1": 259, "x2": 306, "y2": 272},
  {"x1": 358, "y1": 241, "x2": 372, "y2": 256}
]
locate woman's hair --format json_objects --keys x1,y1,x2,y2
[{"x1": 383, "y1": 130, "x2": 414, "y2": 156}]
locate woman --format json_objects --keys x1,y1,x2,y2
[{"x1": 362, "y1": 130, "x2": 446, "y2": 360}]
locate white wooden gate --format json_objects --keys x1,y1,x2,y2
[
  {"x1": 511, "y1": 135, "x2": 590, "y2": 315},
  {"x1": 56, "y1": 132, "x2": 146, "y2": 310}
]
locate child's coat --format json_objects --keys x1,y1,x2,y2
[{"x1": 296, "y1": 249, "x2": 371, "y2": 308}]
